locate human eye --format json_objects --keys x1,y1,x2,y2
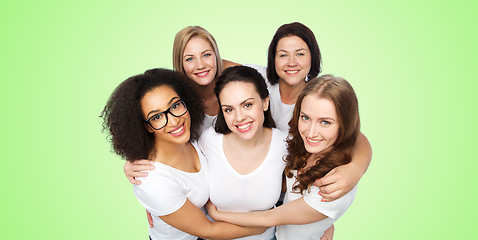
[
  {"x1": 151, "y1": 113, "x2": 163, "y2": 122},
  {"x1": 185, "y1": 57, "x2": 193, "y2": 62},
  {"x1": 300, "y1": 115, "x2": 310, "y2": 121},
  {"x1": 204, "y1": 53, "x2": 212, "y2": 57},
  {"x1": 224, "y1": 108, "x2": 233, "y2": 113},
  {"x1": 321, "y1": 120, "x2": 331, "y2": 126},
  {"x1": 171, "y1": 102, "x2": 180, "y2": 110},
  {"x1": 279, "y1": 53, "x2": 288, "y2": 58},
  {"x1": 297, "y1": 52, "x2": 305, "y2": 56},
  {"x1": 244, "y1": 103, "x2": 253, "y2": 108}
]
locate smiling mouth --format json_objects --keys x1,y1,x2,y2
[
  {"x1": 306, "y1": 137, "x2": 322, "y2": 145},
  {"x1": 169, "y1": 123, "x2": 185, "y2": 136},
  {"x1": 285, "y1": 70, "x2": 299, "y2": 74},
  {"x1": 194, "y1": 70, "x2": 209, "y2": 77},
  {"x1": 235, "y1": 122, "x2": 253, "y2": 132}
]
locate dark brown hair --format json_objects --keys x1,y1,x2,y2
[
  {"x1": 214, "y1": 65, "x2": 276, "y2": 134},
  {"x1": 266, "y1": 22, "x2": 322, "y2": 85},
  {"x1": 285, "y1": 75, "x2": 360, "y2": 192},
  {"x1": 101, "y1": 68, "x2": 204, "y2": 161}
]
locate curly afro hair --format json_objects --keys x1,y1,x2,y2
[{"x1": 101, "y1": 68, "x2": 204, "y2": 161}]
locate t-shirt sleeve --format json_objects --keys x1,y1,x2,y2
[
  {"x1": 133, "y1": 171, "x2": 187, "y2": 217},
  {"x1": 242, "y1": 63, "x2": 267, "y2": 80},
  {"x1": 303, "y1": 185, "x2": 357, "y2": 219}
]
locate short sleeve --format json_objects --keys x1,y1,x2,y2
[
  {"x1": 133, "y1": 170, "x2": 187, "y2": 216},
  {"x1": 242, "y1": 63, "x2": 267, "y2": 80},
  {"x1": 303, "y1": 185, "x2": 357, "y2": 219}
]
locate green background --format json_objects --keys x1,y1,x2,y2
[{"x1": 1, "y1": 0, "x2": 477, "y2": 239}]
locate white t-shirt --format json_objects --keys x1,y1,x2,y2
[
  {"x1": 243, "y1": 63, "x2": 294, "y2": 131},
  {"x1": 133, "y1": 142, "x2": 209, "y2": 240},
  {"x1": 200, "y1": 114, "x2": 217, "y2": 133},
  {"x1": 276, "y1": 170, "x2": 358, "y2": 240},
  {"x1": 267, "y1": 82, "x2": 295, "y2": 131},
  {"x1": 198, "y1": 127, "x2": 288, "y2": 240}
]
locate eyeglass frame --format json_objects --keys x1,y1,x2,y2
[{"x1": 145, "y1": 99, "x2": 188, "y2": 130}]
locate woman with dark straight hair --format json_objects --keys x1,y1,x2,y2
[
  {"x1": 207, "y1": 75, "x2": 361, "y2": 239},
  {"x1": 259, "y1": 22, "x2": 371, "y2": 205},
  {"x1": 199, "y1": 65, "x2": 286, "y2": 240}
]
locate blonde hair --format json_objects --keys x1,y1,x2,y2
[{"x1": 172, "y1": 26, "x2": 224, "y2": 80}]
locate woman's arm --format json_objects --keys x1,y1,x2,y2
[
  {"x1": 316, "y1": 132, "x2": 372, "y2": 201},
  {"x1": 207, "y1": 197, "x2": 327, "y2": 228},
  {"x1": 161, "y1": 199, "x2": 265, "y2": 239},
  {"x1": 321, "y1": 224, "x2": 334, "y2": 240},
  {"x1": 222, "y1": 59, "x2": 240, "y2": 69},
  {"x1": 124, "y1": 160, "x2": 155, "y2": 185}
]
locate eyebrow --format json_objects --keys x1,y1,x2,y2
[
  {"x1": 299, "y1": 111, "x2": 336, "y2": 121},
  {"x1": 146, "y1": 96, "x2": 180, "y2": 118},
  {"x1": 221, "y1": 98, "x2": 255, "y2": 108},
  {"x1": 277, "y1": 48, "x2": 308, "y2": 53}
]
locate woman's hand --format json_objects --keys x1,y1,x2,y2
[
  {"x1": 315, "y1": 165, "x2": 360, "y2": 202},
  {"x1": 146, "y1": 210, "x2": 154, "y2": 228},
  {"x1": 316, "y1": 132, "x2": 372, "y2": 201},
  {"x1": 205, "y1": 201, "x2": 221, "y2": 221},
  {"x1": 124, "y1": 160, "x2": 155, "y2": 185},
  {"x1": 321, "y1": 224, "x2": 334, "y2": 240}
]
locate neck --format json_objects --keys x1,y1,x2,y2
[
  {"x1": 151, "y1": 140, "x2": 189, "y2": 165},
  {"x1": 195, "y1": 79, "x2": 216, "y2": 100},
  {"x1": 195, "y1": 80, "x2": 219, "y2": 116},
  {"x1": 278, "y1": 80, "x2": 307, "y2": 105},
  {"x1": 227, "y1": 127, "x2": 270, "y2": 149}
]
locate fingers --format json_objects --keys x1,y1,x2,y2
[
  {"x1": 128, "y1": 176, "x2": 142, "y2": 185},
  {"x1": 134, "y1": 159, "x2": 156, "y2": 165},
  {"x1": 319, "y1": 183, "x2": 341, "y2": 202},
  {"x1": 316, "y1": 168, "x2": 338, "y2": 187},
  {"x1": 124, "y1": 160, "x2": 155, "y2": 185},
  {"x1": 318, "y1": 182, "x2": 340, "y2": 195},
  {"x1": 146, "y1": 210, "x2": 154, "y2": 228},
  {"x1": 321, "y1": 224, "x2": 335, "y2": 240},
  {"x1": 129, "y1": 170, "x2": 149, "y2": 178},
  {"x1": 319, "y1": 189, "x2": 343, "y2": 202}
]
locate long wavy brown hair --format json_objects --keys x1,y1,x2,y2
[{"x1": 285, "y1": 75, "x2": 360, "y2": 193}]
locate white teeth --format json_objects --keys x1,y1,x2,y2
[
  {"x1": 171, "y1": 125, "x2": 184, "y2": 134},
  {"x1": 307, "y1": 138, "x2": 320, "y2": 143},
  {"x1": 286, "y1": 70, "x2": 299, "y2": 74},
  {"x1": 196, "y1": 71, "x2": 208, "y2": 77},
  {"x1": 237, "y1": 122, "x2": 252, "y2": 130}
]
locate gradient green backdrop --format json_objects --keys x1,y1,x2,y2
[{"x1": 2, "y1": 0, "x2": 477, "y2": 239}]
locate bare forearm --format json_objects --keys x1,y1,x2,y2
[
  {"x1": 350, "y1": 132, "x2": 372, "y2": 175},
  {"x1": 215, "y1": 211, "x2": 274, "y2": 228},
  {"x1": 212, "y1": 198, "x2": 325, "y2": 228},
  {"x1": 202, "y1": 221, "x2": 265, "y2": 240}
]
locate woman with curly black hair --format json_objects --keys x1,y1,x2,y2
[
  {"x1": 101, "y1": 68, "x2": 264, "y2": 240},
  {"x1": 206, "y1": 75, "x2": 361, "y2": 239}
]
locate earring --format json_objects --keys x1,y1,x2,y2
[{"x1": 305, "y1": 74, "x2": 310, "y2": 83}]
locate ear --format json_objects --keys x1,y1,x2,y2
[
  {"x1": 263, "y1": 96, "x2": 270, "y2": 111},
  {"x1": 144, "y1": 123, "x2": 154, "y2": 133}
]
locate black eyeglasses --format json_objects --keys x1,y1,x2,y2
[{"x1": 145, "y1": 99, "x2": 188, "y2": 130}]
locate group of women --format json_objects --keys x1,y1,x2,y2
[{"x1": 101, "y1": 22, "x2": 372, "y2": 240}]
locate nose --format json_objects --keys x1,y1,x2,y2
[
  {"x1": 196, "y1": 57, "x2": 206, "y2": 69},
  {"x1": 167, "y1": 112, "x2": 180, "y2": 126},
  {"x1": 307, "y1": 121, "x2": 320, "y2": 138},
  {"x1": 235, "y1": 109, "x2": 246, "y2": 122},
  {"x1": 287, "y1": 55, "x2": 297, "y2": 66}
]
